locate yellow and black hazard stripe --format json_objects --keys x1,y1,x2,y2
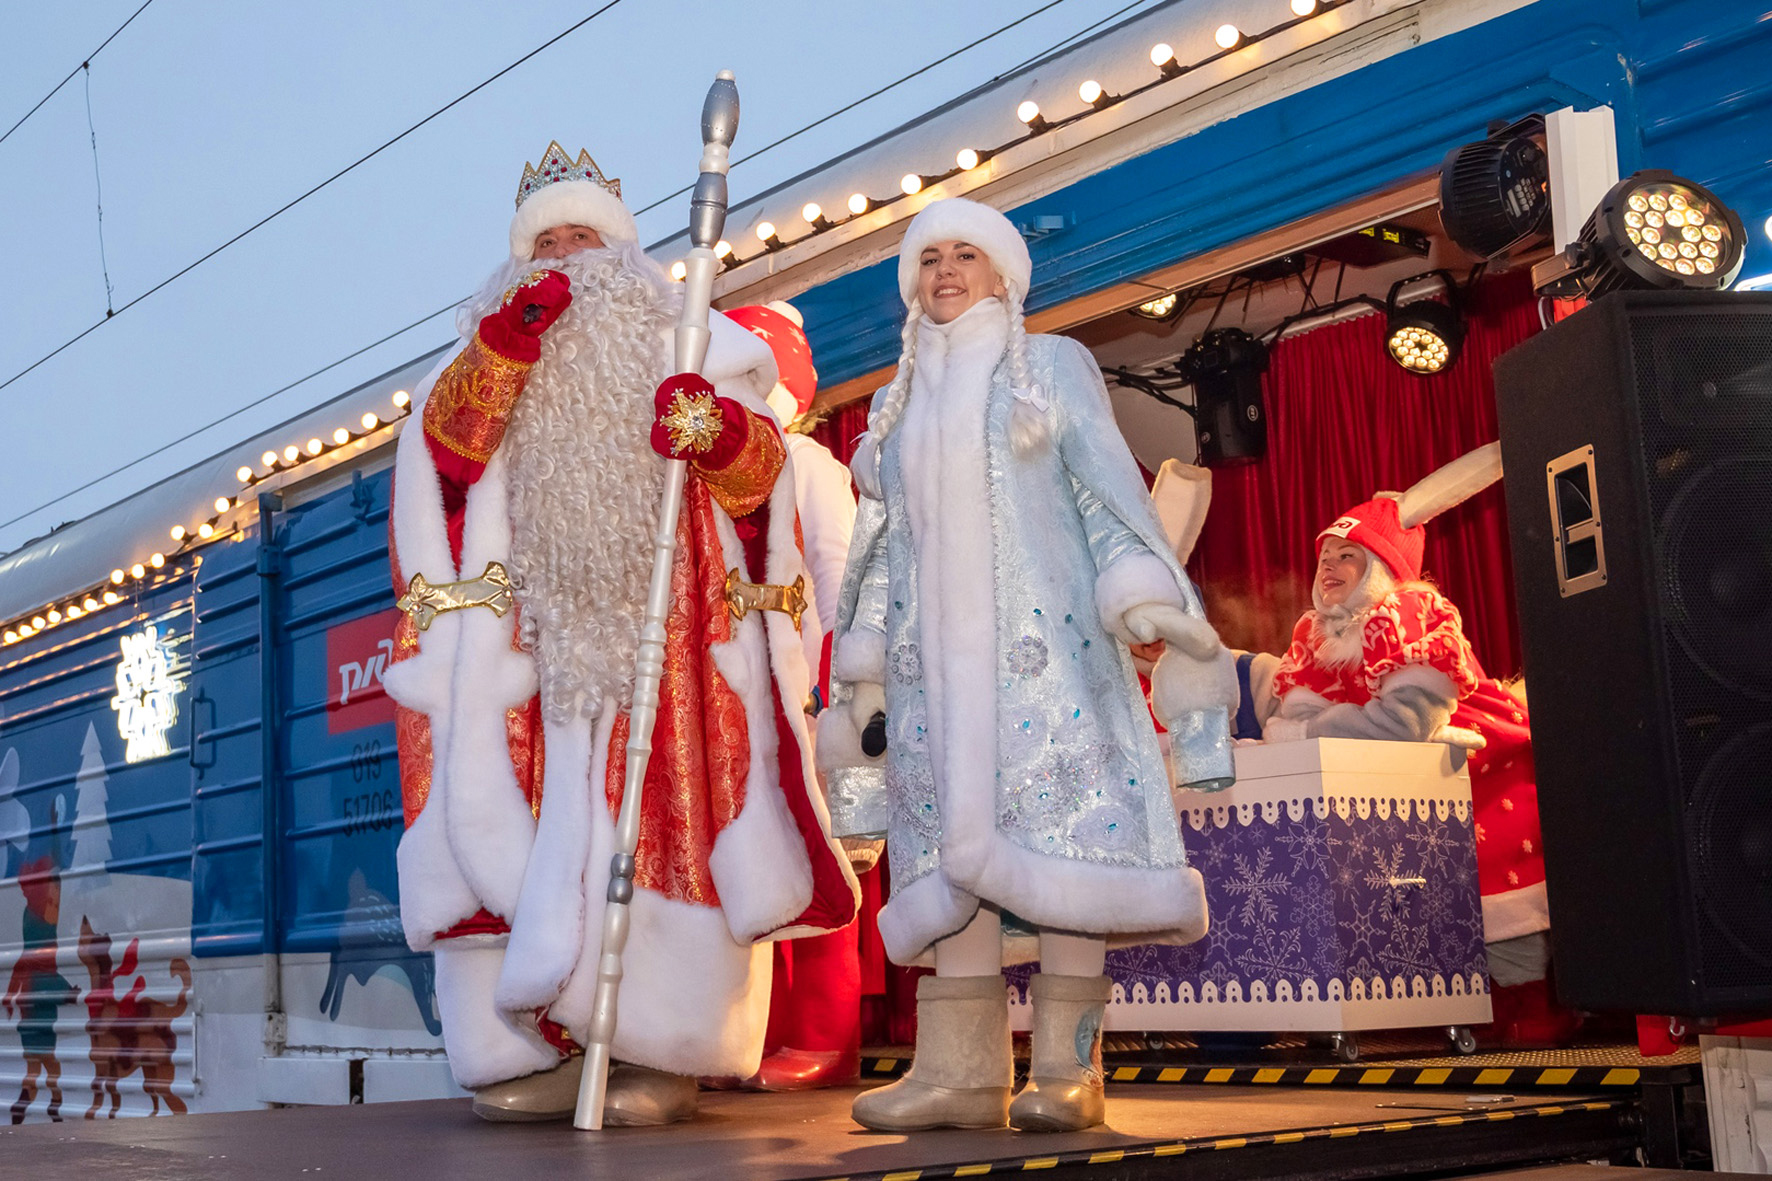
[
  {"x1": 821, "y1": 1099, "x2": 1626, "y2": 1181},
  {"x1": 862, "y1": 1057, "x2": 1650, "y2": 1089}
]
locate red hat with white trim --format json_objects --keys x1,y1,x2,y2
[
  {"x1": 1317, "y1": 442, "x2": 1507, "y2": 583},
  {"x1": 725, "y1": 302, "x2": 818, "y2": 420}
]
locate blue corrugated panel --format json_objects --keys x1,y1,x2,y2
[{"x1": 800, "y1": 0, "x2": 1772, "y2": 389}]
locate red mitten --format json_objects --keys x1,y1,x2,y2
[
  {"x1": 651, "y1": 373, "x2": 749, "y2": 467},
  {"x1": 477, "y1": 269, "x2": 572, "y2": 362}
]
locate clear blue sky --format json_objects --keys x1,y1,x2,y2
[{"x1": 0, "y1": 1, "x2": 1155, "y2": 554}]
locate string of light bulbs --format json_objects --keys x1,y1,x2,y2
[{"x1": 669, "y1": 0, "x2": 1347, "y2": 279}]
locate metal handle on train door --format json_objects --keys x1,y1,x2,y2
[{"x1": 188, "y1": 687, "x2": 217, "y2": 771}]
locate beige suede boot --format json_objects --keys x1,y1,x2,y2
[
  {"x1": 851, "y1": 974, "x2": 1012, "y2": 1132},
  {"x1": 1008, "y1": 973, "x2": 1110, "y2": 1132},
  {"x1": 603, "y1": 1063, "x2": 700, "y2": 1127}
]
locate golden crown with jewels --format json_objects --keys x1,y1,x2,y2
[{"x1": 515, "y1": 141, "x2": 622, "y2": 210}]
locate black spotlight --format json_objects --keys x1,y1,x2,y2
[
  {"x1": 1533, "y1": 169, "x2": 1746, "y2": 298},
  {"x1": 1177, "y1": 327, "x2": 1269, "y2": 465},
  {"x1": 1385, "y1": 272, "x2": 1465, "y2": 376},
  {"x1": 1439, "y1": 126, "x2": 1551, "y2": 259}
]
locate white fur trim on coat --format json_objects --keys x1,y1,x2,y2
[
  {"x1": 1095, "y1": 551, "x2": 1187, "y2": 640},
  {"x1": 1481, "y1": 879, "x2": 1550, "y2": 942},
  {"x1": 832, "y1": 627, "x2": 887, "y2": 686},
  {"x1": 509, "y1": 179, "x2": 639, "y2": 257},
  {"x1": 1150, "y1": 646, "x2": 1239, "y2": 722},
  {"x1": 896, "y1": 197, "x2": 1031, "y2": 307},
  {"x1": 433, "y1": 943, "x2": 558, "y2": 1089}
]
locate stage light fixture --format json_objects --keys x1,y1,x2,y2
[
  {"x1": 1533, "y1": 170, "x2": 1745, "y2": 297},
  {"x1": 1439, "y1": 126, "x2": 1551, "y2": 259},
  {"x1": 1131, "y1": 292, "x2": 1179, "y2": 319},
  {"x1": 1384, "y1": 272, "x2": 1465, "y2": 376},
  {"x1": 1176, "y1": 327, "x2": 1270, "y2": 465}
]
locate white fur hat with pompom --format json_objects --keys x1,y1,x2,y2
[{"x1": 896, "y1": 197, "x2": 1032, "y2": 306}]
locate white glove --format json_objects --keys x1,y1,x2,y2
[
  {"x1": 1262, "y1": 715, "x2": 1311, "y2": 743},
  {"x1": 1122, "y1": 602, "x2": 1223, "y2": 661},
  {"x1": 848, "y1": 681, "x2": 886, "y2": 734}
]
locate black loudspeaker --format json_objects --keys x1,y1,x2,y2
[{"x1": 1493, "y1": 290, "x2": 1772, "y2": 1016}]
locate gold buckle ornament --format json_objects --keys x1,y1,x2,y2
[
  {"x1": 724, "y1": 568, "x2": 806, "y2": 632},
  {"x1": 397, "y1": 561, "x2": 516, "y2": 632}
]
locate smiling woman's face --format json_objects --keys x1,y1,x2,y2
[
  {"x1": 1316, "y1": 539, "x2": 1369, "y2": 608},
  {"x1": 916, "y1": 239, "x2": 1006, "y2": 324}
]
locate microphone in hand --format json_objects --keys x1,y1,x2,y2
[{"x1": 861, "y1": 712, "x2": 888, "y2": 758}]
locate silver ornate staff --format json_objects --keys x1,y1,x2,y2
[{"x1": 574, "y1": 69, "x2": 739, "y2": 1132}]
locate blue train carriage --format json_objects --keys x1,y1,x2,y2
[{"x1": 0, "y1": 347, "x2": 454, "y2": 1121}]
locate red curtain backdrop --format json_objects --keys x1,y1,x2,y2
[
  {"x1": 808, "y1": 398, "x2": 871, "y2": 467},
  {"x1": 1189, "y1": 271, "x2": 1541, "y2": 677}
]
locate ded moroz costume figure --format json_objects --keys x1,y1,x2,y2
[
  {"x1": 820, "y1": 198, "x2": 1237, "y2": 1134},
  {"x1": 385, "y1": 143, "x2": 859, "y2": 1125}
]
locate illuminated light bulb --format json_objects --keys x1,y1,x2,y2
[
  {"x1": 284, "y1": 445, "x2": 300, "y2": 463},
  {"x1": 956, "y1": 148, "x2": 980, "y2": 171},
  {"x1": 392, "y1": 389, "x2": 411, "y2": 409},
  {"x1": 847, "y1": 192, "x2": 870, "y2": 216},
  {"x1": 66, "y1": 605, "x2": 82, "y2": 620},
  {"x1": 170, "y1": 525, "x2": 186, "y2": 541},
  {"x1": 103, "y1": 590, "x2": 120, "y2": 605},
  {"x1": 1016, "y1": 99, "x2": 1041, "y2": 124},
  {"x1": 198, "y1": 523, "x2": 215, "y2": 539},
  {"x1": 670, "y1": 260, "x2": 687, "y2": 281},
  {"x1": 333, "y1": 428, "x2": 350, "y2": 446},
  {"x1": 304, "y1": 438, "x2": 322, "y2": 456},
  {"x1": 802, "y1": 202, "x2": 823, "y2": 224},
  {"x1": 150, "y1": 553, "x2": 165, "y2": 568},
  {"x1": 755, "y1": 221, "x2": 777, "y2": 242},
  {"x1": 1079, "y1": 80, "x2": 1103, "y2": 105},
  {"x1": 215, "y1": 496, "x2": 232, "y2": 514},
  {"x1": 31, "y1": 616, "x2": 46, "y2": 629},
  {"x1": 130, "y1": 564, "x2": 146, "y2": 580},
  {"x1": 262, "y1": 450, "x2": 279, "y2": 468},
  {"x1": 714, "y1": 240, "x2": 732, "y2": 259},
  {"x1": 900, "y1": 173, "x2": 923, "y2": 196},
  {"x1": 47, "y1": 609, "x2": 61, "y2": 624},
  {"x1": 83, "y1": 598, "x2": 98, "y2": 611},
  {"x1": 1150, "y1": 42, "x2": 1183, "y2": 76},
  {"x1": 1764, "y1": 213, "x2": 1772, "y2": 242},
  {"x1": 361, "y1": 412, "x2": 380, "y2": 430},
  {"x1": 3, "y1": 631, "x2": 14, "y2": 645},
  {"x1": 237, "y1": 466, "x2": 254, "y2": 483},
  {"x1": 111, "y1": 569, "x2": 125, "y2": 585},
  {"x1": 1291, "y1": 0, "x2": 1318, "y2": 14},
  {"x1": 1215, "y1": 23, "x2": 1243, "y2": 49}
]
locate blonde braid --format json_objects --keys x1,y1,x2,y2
[
  {"x1": 1002, "y1": 281, "x2": 1051, "y2": 458},
  {"x1": 869, "y1": 297, "x2": 925, "y2": 442}
]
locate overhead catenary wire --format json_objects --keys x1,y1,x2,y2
[
  {"x1": 0, "y1": 0, "x2": 629, "y2": 396},
  {"x1": 0, "y1": 300, "x2": 458, "y2": 537},
  {"x1": 0, "y1": 0, "x2": 155, "y2": 148}
]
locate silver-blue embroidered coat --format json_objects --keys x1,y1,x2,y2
[{"x1": 822, "y1": 330, "x2": 1216, "y2": 964}]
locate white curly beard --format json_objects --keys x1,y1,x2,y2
[{"x1": 500, "y1": 244, "x2": 683, "y2": 724}]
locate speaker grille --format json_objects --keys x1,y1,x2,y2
[{"x1": 1691, "y1": 723, "x2": 1772, "y2": 986}]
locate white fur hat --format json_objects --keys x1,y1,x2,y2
[
  {"x1": 896, "y1": 197, "x2": 1032, "y2": 307},
  {"x1": 508, "y1": 143, "x2": 639, "y2": 258}
]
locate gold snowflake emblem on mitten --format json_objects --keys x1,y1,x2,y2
[
  {"x1": 661, "y1": 389, "x2": 722, "y2": 454},
  {"x1": 500, "y1": 271, "x2": 557, "y2": 308}
]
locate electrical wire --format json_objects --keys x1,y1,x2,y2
[
  {"x1": 632, "y1": 0, "x2": 1077, "y2": 217},
  {"x1": 0, "y1": 0, "x2": 627, "y2": 396},
  {"x1": 0, "y1": 0, "x2": 155, "y2": 148},
  {"x1": 0, "y1": 300, "x2": 457, "y2": 536}
]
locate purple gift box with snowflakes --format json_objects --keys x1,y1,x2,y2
[{"x1": 1009, "y1": 738, "x2": 1491, "y2": 1036}]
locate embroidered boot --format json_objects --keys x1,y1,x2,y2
[
  {"x1": 851, "y1": 974, "x2": 1012, "y2": 1131},
  {"x1": 1009, "y1": 973, "x2": 1110, "y2": 1132}
]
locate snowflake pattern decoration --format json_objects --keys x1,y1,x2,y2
[{"x1": 660, "y1": 389, "x2": 722, "y2": 455}]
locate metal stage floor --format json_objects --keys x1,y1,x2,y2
[{"x1": 1, "y1": 1081, "x2": 1646, "y2": 1181}]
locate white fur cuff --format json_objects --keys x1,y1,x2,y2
[
  {"x1": 816, "y1": 702, "x2": 883, "y2": 770},
  {"x1": 1095, "y1": 552, "x2": 1185, "y2": 640},
  {"x1": 833, "y1": 627, "x2": 887, "y2": 686},
  {"x1": 1150, "y1": 646, "x2": 1239, "y2": 723}
]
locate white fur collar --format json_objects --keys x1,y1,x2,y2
[{"x1": 911, "y1": 297, "x2": 1009, "y2": 395}]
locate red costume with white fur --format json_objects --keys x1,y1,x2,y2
[{"x1": 385, "y1": 155, "x2": 857, "y2": 1091}]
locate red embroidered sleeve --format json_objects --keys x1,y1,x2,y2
[
  {"x1": 1270, "y1": 615, "x2": 1322, "y2": 699},
  {"x1": 696, "y1": 405, "x2": 785, "y2": 518},
  {"x1": 1361, "y1": 589, "x2": 1480, "y2": 700}
]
